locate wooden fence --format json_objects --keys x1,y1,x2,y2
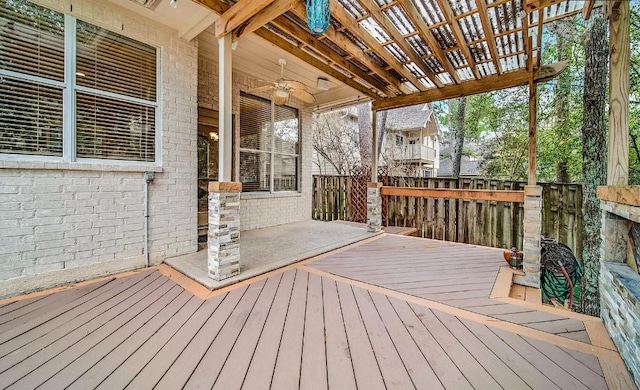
[{"x1": 312, "y1": 175, "x2": 583, "y2": 256}]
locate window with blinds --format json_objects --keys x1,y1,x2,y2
[
  {"x1": 239, "y1": 93, "x2": 299, "y2": 192},
  {"x1": 0, "y1": 0, "x2": 158, "y2": 163},
  {"x1": 0, "y1": 1, "x2": 64, "y2": 156}
]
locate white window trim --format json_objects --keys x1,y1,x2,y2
[
  {"x1": 0, "y1": 9, "x2": 161, "y2": 168},
  {"x1": 239, "y1": 97, "x2": 301, "y2": 194}
]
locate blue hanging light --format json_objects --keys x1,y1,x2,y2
[{"x1": 306, "y1": 0, "x2": 331, "y2": 36}]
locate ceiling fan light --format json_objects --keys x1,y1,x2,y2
[
  {"x1": 273, "y1": 92, "x2": 289, "y2": 106},
  {"x1": 274, "y1": 88, "x2": 289, "y2": 98}
]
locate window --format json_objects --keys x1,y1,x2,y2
[
  {"x1": 395, "y1": 134, "x2": 403, "y2": 147},
  {"x1": 0, "y1": 1, "x2": 158, "y2": 162},
  {"x1": 239, "y1": 93, "x2": 299, "y2": 192}
]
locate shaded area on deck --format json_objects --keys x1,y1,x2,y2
[
  {"x1": 165, "y1": 220, "x2": 380, "y2": 290},
  {"x1": 0, "y1": 235, "x2": 633, "y2": 389}
]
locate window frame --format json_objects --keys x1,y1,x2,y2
[
  {"x1": 0, "y1": 6, "x2": 160, "y2": 166},
  {"x1": 239, "y1": 92, "x2": 301, "y2": 194}
]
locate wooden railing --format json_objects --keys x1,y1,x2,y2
[{"x1": 312, "y1": 175, "x2": 583, "y2": 256}]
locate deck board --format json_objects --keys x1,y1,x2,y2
[
  {"x1": 80, "y1": 293, "x2": 202, "y2": 389},
  {"x1": 155, "y1": 281, "x2": 262, "y2": 390},
  {"x1": 242, "y1": 270, "x2": 297, "y2": 390},
  {"x1": 336, "y1": 281, "x2": 386, "y2": 389},
  {"x1": 299, "y1": 273, "x2": 328, "y2": 389},
  {"x1": 124, "y1": 291, "x2": 231, "y2": 389},
  {"x1": 322, "y1": 277, "x2": 357, "y2": 390},
  {"x1": 270, "y1": 269, "x2": 308, "y2": 389},
  {"x1": 352, "y1": 287, "x2": 415, "y2": 389},
  {"x1": 42, "y1": 284, "x2": 185, "y2": 389},
  {"x1": 207, "y1": 274, "x2": 282, "y2": 389},
  {"x1": 0, "y1": 236, "x2": 630, "y2": 390},
  {"x1": 310, "y1": 235, "x2": 590, "y2": 342}
]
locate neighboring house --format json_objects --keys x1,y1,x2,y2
[
  {"x1": 437, "y1": 142, "x2": 482, "y2": 177},
  {"x1": 0, "y1": 0, "x2": 324, "y2": 296},
  {"x1": 383, "y1": 103, "x2": 442, "y2": 178}
]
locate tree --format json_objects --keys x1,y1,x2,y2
[
  {"x1": 580, "y1": 8, "x2": 608, "y2": 316},
  {"x1": 452, "y1": 96, "x2": 467, "y2": 178},
  {"x1": 357, "y1": 103, "x2": 371, "y2": 167},
  {"x1": 312, "y1": 110, "x2": 360, "y2": 175}
]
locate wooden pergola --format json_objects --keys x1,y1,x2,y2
[{"x1": 198, "y1": 0, "x2": 629, "y2": 289}]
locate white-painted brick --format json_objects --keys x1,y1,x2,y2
[{"x1": 0, "y1": 0, "x2": 197, "y2": 296}]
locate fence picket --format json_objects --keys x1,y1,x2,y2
[{"x1": 312, "y1": 175, "x2": 583, "y2": 256}]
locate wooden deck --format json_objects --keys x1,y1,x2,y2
[{"x1": 0, "y1": 234, "x2": 634, "y2": 389}]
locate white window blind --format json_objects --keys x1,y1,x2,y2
[
  {"x1": 0, "y1": 1, "x2": 64, "y2": 156},
  {"x1": 0, "y1": 0, "x2": 158, "y2": 163},
  {"x1": 239, "y1": 93, "x2": 299, "y2": 192},
  {"x1": 75, "y1": 20, "x2": 157, "y2": 162}
]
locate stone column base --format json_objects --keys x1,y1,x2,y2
[
  {"x1": 208, "y1": 182, "x2": 241, "y2": 281},
  {"x1": 518, "y1": 185, "x2": 543, "y2": 288},
  {"x1": 367, "y1": 182, "x2": 383, "y2": 232}
]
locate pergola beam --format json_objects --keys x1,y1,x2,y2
[
  {"x1": 474, "y1": 0, "x2": 502, "y2": 75},
  {"x1": 215, "y1": 0, "x2": 278, "y2": 37},
  {"x1": 357, "y1": 0, "x2": 443, "y2": 88},
  {"x1": 373, "y1": 61, "x2": 567, "y2": 111},
  {"x1": 289, "y1": 3, "x2": 406, "y2": 95},
  {"x1": 269, "y1": 15, "x2": 397, "y2": 97},
  {"x1": 234, "y1": 0, "x2": 296, "y2": 39},
  {"x1": 397, "y1": 0, "x2": 460, "y2": 84},
  {"x1": 254, "y1": 28, "x2": 380, "y2": 99},
  {"x1": 330, "y1": 1, "x2": 429, "y2": 91},
  {"x1": 433, "y1": 0, "x2": 481, "y2": 80}
]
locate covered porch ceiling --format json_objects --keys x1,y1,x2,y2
[{"x1": 116, "y1": 0, "x2": 594, "y2": 111}]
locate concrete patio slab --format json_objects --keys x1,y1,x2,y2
[{"x1": 165, "y1": 220, "x2": 380, "y2": 290}]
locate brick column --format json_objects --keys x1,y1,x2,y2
[
  {"x1": 518, "y1": 185, "x2": 543, "y2": 288},
  {"x1": 208, "y1": 182, "x2": 241, "y2": 281},
  {"x1": 367, "y1": 182, "x2": 382, "y2": 232}
]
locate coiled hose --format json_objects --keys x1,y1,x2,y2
[{"x1": 541, "y1": 237, "x2": 581, "y2": 309}]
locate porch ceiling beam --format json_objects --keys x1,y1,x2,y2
[
  {"x1": 234, "y1": 0, "x2": 297, "y2": 39},
  {"x1": 356, "y1": 0, "x2": 443, "y2": 88},
  {"x1": 432, "y1": 0, "x2": 481, "y2": 80},
  {"x1": 269, "y1": 16, "x2": 397, "y2": 97},
  {"x1": 373, "y1": 60, "x2": 568, "y2": 111},
  {"x1": 474, "y1": 0, "x2": 502, "y2": 75},
  {"x1": 288, "y1": 3, "x2": 406, "y2": 94},
  {"x1": 582, "y1": 0, "x2": 595, "y2": 19},
  {"x1": 329, "y1": 1, "x2": 429, "y2": 91},
  {"x1": 215, "y1": 0, "x2": 278, "y2": 38},
  {"x1": 397, "y1": 0, "x2": 459, "y2": 84},
  {"x1": 254, "y1": 28, "x2": 380, "y2": 99}
]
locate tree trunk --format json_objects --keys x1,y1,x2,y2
[
  {"x1": 555, "y1": 22, "x2": 572, "y2": 183},
  {"x1": 580, "y1": 9, "x2": 607, "y2": 316},
  {"x1": 452, "y1": 96, "x2": 467, "y2": 179},
  {"x1": 357, "y1": 103, "x2": 371, "y2": 168},
  {"x1": 378, "y1": 110, "x2": 387, "y2": 158}
]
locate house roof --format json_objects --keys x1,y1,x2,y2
[
  {"x1": 385, "y1": 104, "x2": 431, "y2": 130},
  {"x1": 438, "y1": 156, "x2": 481, "y2": 177}
]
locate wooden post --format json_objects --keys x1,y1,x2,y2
[
  {"x1": 372, "y1": 108, "x2": 378, "y2": 182},
  {"x1": 528, "y1": 37, "x2": 537, "y2": 186},
  {"x1": 218, "y1": 33, "x2": 233, "y2": 182},
  {"x1": 607, "y1": 0, "x2": 630, "y2": 185}
]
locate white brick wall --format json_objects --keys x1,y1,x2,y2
[
  {"x1": 198, "y1": 54, "x2": 313, "y2": 231},
  {"x1": 0, "y1": 0, "x2": 198, "y2": 296}
]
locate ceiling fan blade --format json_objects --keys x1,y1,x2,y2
[
  {"x1": 283, "y1": 80, "x2": 309, "y2": 91},
  {"x1": 290, "y1": 88, "x2": 315, "y2": 104},
  {"x1": 248, "y1": 85, "x2": 275, "y2": 94}
]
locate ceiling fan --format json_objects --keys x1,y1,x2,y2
[{"x1": 249, "y1": 59, "x2": 315, "y2": 106}]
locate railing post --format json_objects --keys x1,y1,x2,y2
[
  {"x1": 208, "y1": 182, "x2": 241, "y2": 281},
  {"x1": 367, "y1": 182, "x2": 383, "y2": 232},
  {"x1": 517, "y1": 185, "x2": 543, "y2": 288}
]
